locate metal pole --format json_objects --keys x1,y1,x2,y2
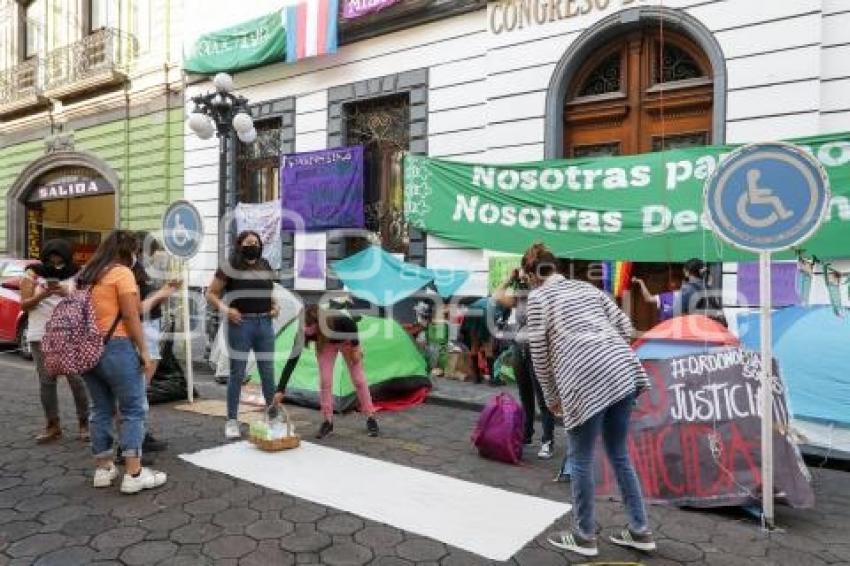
[
  {"x1": 759, "y1": 251, "x2": 774, "y2": 528},
  {"x1": 217, "y1": 133, "x2": 228, "y2": 268},
  {"x1": 182, "y1": 260, "x2": 194, "y2": 404}
]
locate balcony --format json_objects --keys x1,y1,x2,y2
[
  {"x1": 43, "y1": 28, "x2": 137, "y2": 100},
  {"x1": 0, "y1": 58, "x2": 46, "y2": 117}
]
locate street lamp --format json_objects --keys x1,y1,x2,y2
[{"x1": 187, "y1": 72, "x2": 256, "y2": 263}]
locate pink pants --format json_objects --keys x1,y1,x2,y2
[{"x1": 316, "y1": 342, "x2": 375, "y2": 420}]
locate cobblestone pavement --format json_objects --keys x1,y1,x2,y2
[{"x1": 1, "y1": 354, "x2": 849, "y2": 565}]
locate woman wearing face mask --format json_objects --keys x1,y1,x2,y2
[
  {"x1": 206, "y1": 231, "x2": 279, "y2": 440},
  {"x1": 20, "y1": 240, "x2": 89, "y2": 444},
  {"x1": 524, "y1": 243, "x2": 653, "y2": 558},
  {"x1": 272, "y1": 303, "x2": 378, "y2": 439}
]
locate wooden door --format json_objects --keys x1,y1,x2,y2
[{"x1": 563, "y1": 29, "x2": 714, "y2": 330}]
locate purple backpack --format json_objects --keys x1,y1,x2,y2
[{"x1": 471, "y1": 393, "x2": 524, "y2": 464}]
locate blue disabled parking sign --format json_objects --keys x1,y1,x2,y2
[
  {"x1": 704, "y1": 142, "x2": 830, "y2": 253},
  {"x1": 162, "y1": 200, "x2": 204, "y2": 259}
]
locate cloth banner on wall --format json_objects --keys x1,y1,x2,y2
[
  {"x1": 342, "y1": 0, "x2": 402, "y2": 19},
  {"x1": 596, "y1": 348, "x2": 814, "y2": 508},
  {"x1": 404, "y1": 132, "x2": 850, "y2": 262},
  {"x1": 737, "y1": 262, "x2": 799, "y2": 306},
  {"x1": 184, "y1": 11, "x2": 286, "y2": 74},
  {"x1": 281, "y1": 146, "x2": 365, "y2": 231},
  {"x1": 487, "y1": 256, "x2": 520, "y2": 293},
  {"x1": 234, "y1": 201, "x2": 283, "y2": 270}
]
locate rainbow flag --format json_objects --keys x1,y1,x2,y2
[
  {"x1": 606, "y1": 261, "x2": 633, "y2": 299},
  {"x1": 285, "y1": 0, "x2": 339, "y2": 63}
]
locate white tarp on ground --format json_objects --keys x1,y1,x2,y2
[{"x1": 181, "y1": 441, "x2": 571, "y2": 561}]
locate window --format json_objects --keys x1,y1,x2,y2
[
  {"x1": 344, "y1": 94, "x2": 410, "y2": 254},
  {"x1": 564, "y1": 29, "x2": 714, "y2": 331},
  {"x1": 23, "y1": 0, "x2": 44, "y2": 60},
  {"x1": 90, "y1": 0, "x2": 119, "y2": 32},
  {"x1": 238, "y1": 118, "x2": 283, "y2": 204}
]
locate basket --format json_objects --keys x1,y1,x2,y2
[{"x1": 249, "y1": 406, "x2": 301, "y2": 452}]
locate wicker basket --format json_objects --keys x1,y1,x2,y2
[{"x1": 249, "y1": 407, "x2": 301, "y2": 452}]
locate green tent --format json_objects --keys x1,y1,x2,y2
[{"x1": 250, "y1": 315, "x2": 430, "y2": 413}]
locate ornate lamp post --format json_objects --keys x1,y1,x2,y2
[{"x1": 186, "y1": 72, "x2": 256, "y2": 263}]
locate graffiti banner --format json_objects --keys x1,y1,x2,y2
[{"x1": 597, "y1": 348, "x2": 814, "y2": 508}]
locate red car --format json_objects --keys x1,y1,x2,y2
[{"x1": 0, "y1": 258, "x2": 40, "y2": 359}]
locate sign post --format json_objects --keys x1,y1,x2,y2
[
  {"x1": 162, "y1": 200, "x2": 204, "y2": 404},
  {"x1": 704, "y1": 142, "x2": 829, "y2": 528}
]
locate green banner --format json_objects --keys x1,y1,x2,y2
[
  {"x1": 488, "y1": 255, "x2": 520, "y2": 293},
  {"x1": 184, "y1": 11, "x2": 285, "y2": 74},
  {"x1": 404, "y1": 133, "x2": 850, "y2": 262}
]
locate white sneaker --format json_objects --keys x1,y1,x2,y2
[
  {"x1": 120, "y1": 467, "x2": 167, "y2": 494},
  {"x1": 538, "y1": 440, "x2": 554, "y2": 460},
  {"x1": 225, "y1": 419, "x2": 241, "y2": 440},
  {"x1": 93, "y1": 465, "x2": 119, "y2": 488}
]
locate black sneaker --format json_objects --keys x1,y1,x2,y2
[
  {"x1": 547, "y1": 530, "x2": 598, "y2": 557},
  {"x1": 142, "y1": 433, "x2": 168, "y2": 453},
  {"x1": 366, "y1": 417, "x2": 379, "y2": 437},
  {"x1": 316, "y1": 421, "x2": 334, "y2": 439},
  {"x1": 610, "y1": 528, "x2": 656, "y2": 551}
]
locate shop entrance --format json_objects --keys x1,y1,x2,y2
[
  {"x1": 24, "y1": 166, "x2": 116, "y2": 263},
  {"x1": 562, "y1": 27, "x2": 715, "y2": 331}
]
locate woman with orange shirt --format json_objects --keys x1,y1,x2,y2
[{"x1": 76, "y1": 230, "x2": 166, "y2": 494}]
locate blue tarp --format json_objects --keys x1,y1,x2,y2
[
  {"x1": 331, "y1": 246, "x2": 469, "y2": 306},
  {"x1": 738, "y1": 306, "x2": 850, "y2": 427}
]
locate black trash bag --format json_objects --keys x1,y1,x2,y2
[{"x1": 147, "y1": 333, "x2": 198, "y2": 405}]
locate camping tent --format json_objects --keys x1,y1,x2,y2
[
  {"x1": 738, "y1": 306, "x2": 850, "y2": 459},
  {"x1": 251, "y1": 314, "x2": 431, "y2": 412},
  {"x1": 633, "y1": 315, "x2": 739, "y2": 359},
  {"x1": 331, "y1": 245, "x2": 469, "y2": 306}
]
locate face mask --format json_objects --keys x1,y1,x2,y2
[
  {"x1": 241, "y1": 245, "x2": 261, "y2": 261},
  {"x1": 130, "y1": 254, "x2": 138, "y2": 268}
]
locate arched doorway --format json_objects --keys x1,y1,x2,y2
[
  {"x1": 7, "y1": 151, "x2": 120, "y2": 261},
  {"x1": 545, "y1": 7, "x2": 727, "y2": 330}
]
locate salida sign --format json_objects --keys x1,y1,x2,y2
[
  {"x1": 596, "y1": 348, "x2": 814, "y2": 508},
  {"x1": 28, "y1": 178, "x2": 113, "y2": 203}
]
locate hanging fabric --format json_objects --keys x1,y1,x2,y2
[
  {"x1": 234, "y1": 201, "x2": 283, "y2": 270},
  {"x1": 824, "y1": 264, "x2": 844, "y2": 317},
  {"x1": 795, "y1": 255, "x2": 814, "y2": 306}
]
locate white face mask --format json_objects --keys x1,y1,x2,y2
[{"x1": 130, "y1": 254, "x2": 138, "y2": 268}]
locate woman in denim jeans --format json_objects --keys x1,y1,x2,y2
[
  {"x1": 76, "y1": 230, "x2": 166, "y2": 494},
  {"x1": 524, "y1": 243, "x2": 654, "y2": 559},
  {"x1": 206, "y1": 231, "x2": 279, "y2": 440}
]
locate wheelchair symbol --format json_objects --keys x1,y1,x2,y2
[
  {"x1": 170, "y1": 212, "x2": 193, "y2": 248},
  {"x1": 736, "y1": 169, "x2": 794, "y2": 229}
]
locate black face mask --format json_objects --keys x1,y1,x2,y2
[{"x1": 241, "y1": 245, "x2": 261, "y2": 261}]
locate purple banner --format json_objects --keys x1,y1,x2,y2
[
  {"x1": 342, "y1": 0, "x2": 401, "y2": 19},
  {"x1": 737, "y1": 262, "x2": 799, "y2": 306},
  {"x1": 281, "y1": 146, "x2": 365, "y2": 231}
]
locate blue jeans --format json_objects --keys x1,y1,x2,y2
[
  {"x1": 83, "y1": 338, "x2": 146, "y2": 459},
  {"x1": 568, "y1": 393, "x2": 649, "y2": 539},
  {"x1": 226, "y1": 316, "x2": 276, "y2": 420}
]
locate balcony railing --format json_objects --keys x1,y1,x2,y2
[
  {"x1": 0, "y1": 58, "x2": 45, "y2": 116},
  {"x1": 43, "y1": 28, "x2": 137, "y2": 98}
]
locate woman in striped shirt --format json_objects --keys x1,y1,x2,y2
[{"x1": 524, "y1": 243, "x2": 655, "y2": 558}]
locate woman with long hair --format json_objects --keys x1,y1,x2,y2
[
  {"x1": 20, "y1": 239, "x2": 89, "y2": 444},
  {"x1": 273, "y1": 302, "x2": 378, "y2": 439},
  {"x1": 77, "y1": 230, "x2": 165, "y2": 494},
  {"x1": 523, "y1": 243, "x2": 654, "y2": 558},
  {"x1": 206, "y1": 231, "x2": 279, "y2": 440}
]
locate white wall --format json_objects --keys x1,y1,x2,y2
[{"x1": 183, "y1": 0, "x2": 850, "y2": 303}]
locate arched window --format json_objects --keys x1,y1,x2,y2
[{"x1": 564, "y1": 30, "x2": 713, "y2": 158}]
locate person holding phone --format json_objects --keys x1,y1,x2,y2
[{"x1": 21, "y1": 239, "x2": 89, "y2": 444}]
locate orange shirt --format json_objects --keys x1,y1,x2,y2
[{"x1": 91, "y1": 266, "x2": 138, "y2": 337}]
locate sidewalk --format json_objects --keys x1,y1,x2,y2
[{"x1": 426, "y1": 376, "x2": 516, "y2": 411}]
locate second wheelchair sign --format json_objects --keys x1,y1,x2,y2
[{"x1": 704, "y1": 142, "x2": 830, "y2": 253}]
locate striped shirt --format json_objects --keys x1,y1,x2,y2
[{"x1": 527, "y1": 275, "x2": 650, "y2": 430}]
